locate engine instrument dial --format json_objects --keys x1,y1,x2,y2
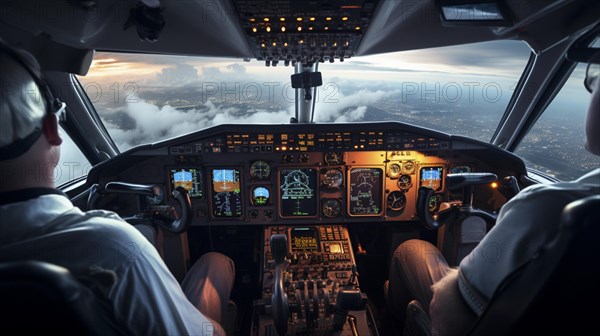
[
  {"x1": 324, "y1": 152, "x2": 343, "y2": 165},
  {"x1": 397, "y1": 174, "x2": 413, "y2": 191},
  {"x1": 388, "y1": 163, "x2": 401, "y2": 179},
  {"x1": 403, "y1": 161, "x2": 415, "y2": 174},
  {"x1": 386, "y1": 190, "x2": 406, "y2": 212},
  {"x1": 322, "y1": 198, "x2": 342, "y2": 218},
  {"x1": 250, "y1": 160, "x2": 271, "y2": 180},
  {"x1": 322, "y1": 168, "x2": 344, "y2": 189}
]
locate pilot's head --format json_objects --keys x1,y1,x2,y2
[
  {"x1": 585, "y1": 63, "x2": 600, "y2": 156},
  {"x1": 0, "y1": 39, "x2": 63, "y2": 191}
]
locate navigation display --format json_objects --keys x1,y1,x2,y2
[
  {"x1": 290, "y1": 227, "x2": 319, "y2": 251},
  {"x1": 279, "y1": 168, "x2": 317, "y2": 217},
  {"x1": 170, "y1": 168, "x2": 202, "y2": 198},
  {"x1": 349, "y1": 168, "x2": 383, "y2": 215},
  {"x1": 211, "y1": 169, "x2": 243, "y2": 217},
  {"x1": 420, "y1": 167, "x2": 444, "y2": 191}
]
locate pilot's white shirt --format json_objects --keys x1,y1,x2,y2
[
  {"x1": 458, "y1": 168, "x2": 600, "y2": 315},
  {"x1": 0, "y1": 193, "x2": 214, "y2": 335}
]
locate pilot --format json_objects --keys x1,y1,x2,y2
[
  {"x1": 387, "y1": 61, "x2": 600, "y2": 335},
  {"x1": 0, "y1": 40, "x2": 234, "y2": 335}
]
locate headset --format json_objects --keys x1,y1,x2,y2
[{"x1": 0, "y1": 39, "x2": 66, "y2": 161}]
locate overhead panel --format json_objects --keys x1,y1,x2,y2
[{"x1": 232, "y1": 0, "x2": 380, "y2": 66}]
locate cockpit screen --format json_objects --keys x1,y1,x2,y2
[
  {"x1": 349, "y1": 168, "x2": 383, "y2": 215},
  {"x1": 290, "y1": 227, "x2": 319, "y2": 251},
  {"x1": 170, "y1": 168, "x2": 202, "y2": 198},
  {"x1": 279, "y1": 168, "x2": 317, "y2": 217},
  {"x1": 211, "y1": 169, "x2": 242, "y2": 217},
  {"x1": 420, "y1": 167, "x2": 444, "y2": 191}
]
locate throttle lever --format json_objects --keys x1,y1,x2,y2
[{"x1": 270, "y1": 234, "x2": 290, "y2": 336}]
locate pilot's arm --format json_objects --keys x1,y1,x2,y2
[{"x1": 457, "y1": 178, "x2": 599, "y2": 315}]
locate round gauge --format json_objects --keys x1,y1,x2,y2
[
  {"x1": 324, "y1": 152, "x2": 343, "y2": 165},
  {"x1": 322, "y1": 199, "x2": 342, "y2": 218},
  {"x1": 250, "y1": 160, "x2": 270, "y2": 180},
  {"x1": 403, "y1": 161, "x2": 415, "y2": 174},
  {"x1": 386, "y1": 191, "x2": 406, "y2": 212},
  {"x1": 252, "y1": 186, "x2": 270, "y2": 206},
  {"x1": 397, "y1": 174, "x2": 413, "y2": 191},
  {"x1": 322, "y1": 169, "x2": 343, "y2": 189},
  {"x1": 428, "y1": 195, "x2": 441, "y2": 213},
  {"x1": 388, "y1": 163, "x2": 401, "y2": 179}
]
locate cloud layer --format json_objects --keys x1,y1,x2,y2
[{"x1": 102, "y1": 87, "x2": 400, "y2": 150}]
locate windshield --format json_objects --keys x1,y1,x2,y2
[
  {"x1": 516, "y1": 63, "x2": 600, "y2": 181},
  {"x1": 77, "y1": 40, "x2": 530, "y2": 151}
]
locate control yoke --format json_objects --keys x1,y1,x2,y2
[
  {"x1": 416, "y1": 173, "x2": 499, "y2": 230},
  {"x1": 270, "y1": 234, "x2": 290, "y2": 336},
  {"x1": 86, "y1": 182, "x2": 192, "y2": 234}
]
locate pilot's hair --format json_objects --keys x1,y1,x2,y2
[{"x1": 0, "y1": 40, "x2": 46, "y2": 150}]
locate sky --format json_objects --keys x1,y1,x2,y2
[{"x1": 75, "y1": 39, "x2": 588, "y2": 151}]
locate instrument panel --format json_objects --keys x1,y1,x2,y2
[
  {"x1": 162, "y1": 150, "x2": 448, "y2": 224},
  {"x1": 88, "y1": 122, "x2": 525, "y2": 226}
]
